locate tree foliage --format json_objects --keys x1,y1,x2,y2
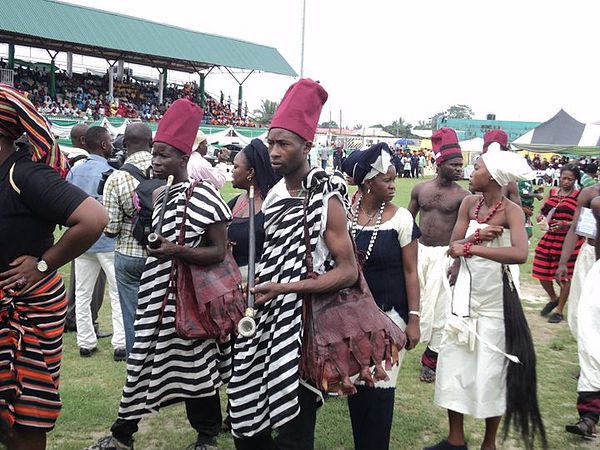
[
  {"x1": 253, "y1": 99, "x2": 279, "y2": 126},
  {"x1": 319, "y1": 120, "x2": 339, "y2": 128},
  {"x1": 428, "y1": 104, "x2": 475, "y2": 130}
]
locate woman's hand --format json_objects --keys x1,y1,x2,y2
[
  {"x1": 448, "y1": 243, "x2": 466, "y2": 259},
  {"x1": 146, "y1": 235, "x2": 178, "y2": 259},
  {"x1": 0, "y1": 255, "x2": 46, "y2": 292},
  {"x1": 404, "y1": 318, "x2": 420, "y2": 351},
  {"x1": 252, "y1": 281, "x2": 287, "y2": 305},
  {"x1": 477, "y1": 226, "x2": 503, "y2": 242}
]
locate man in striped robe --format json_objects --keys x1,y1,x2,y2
[
  {"x1": 87, "y1": 99, "x2": 233, "y2": 450},
  {"x1": 227, "y1": 79, "x2": 359, "y2": 450}
]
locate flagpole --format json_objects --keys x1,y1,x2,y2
[{"x1": 300, "y1": 0, "x2": 306, "y2": 77}]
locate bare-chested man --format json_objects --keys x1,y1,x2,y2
[
  {"x1": 555, "y1": 182, "x2": 600, "y2": 338},
  {"x1": 408, "y1": 128, "x2": 470, "y2": 382}
]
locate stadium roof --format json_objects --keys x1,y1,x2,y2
[{"x1": 0, "y1": 0, "x2": 297, "y2": 76}]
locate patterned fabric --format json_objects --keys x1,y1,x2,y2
[
  {"x1": 228, "y1": 168, "x2": 348, "y2": 438},
  {"x1": 103, "y1": 152, "x2": 152, "y2": 258},
  {"x1": 0, "y1": 84, "x2": 67, "y2": 177},
  {"x1": 0, "y1": 272, "x2": 67, "y2": 430},
  {"x1": 580, "y1": 173, "x2": 597, "y2": 188},
  {"x1": 532, "y1": 189, "x2": 585, "y2": 280},
  {"x1": 117, "y1": 179, "x2": 232, "y2": 421}
]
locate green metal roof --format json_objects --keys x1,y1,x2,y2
[{"x1": 0, "y1": 0, "x2": 297, "y2": 76}]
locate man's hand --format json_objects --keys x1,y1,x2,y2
[
  {"x1": 404, "y1": 318, "x2": 420, "y2": 351},
  {"x1": 252, "y1": 281, "x2": 287, "y2": 305},
  {"x1": 147, "y1": 235, "x2": 178, "y2": 259},
  {"x1": 447, "y1": 260, "x2": 460, "y2": 286}
]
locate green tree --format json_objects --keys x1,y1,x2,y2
[
  {"x1": 319, "y1": 120, "x2": 339, "y2": 128},
  {"x1": 383, "y1": 117, "x2": 414, "y2": 137},
  {"x1": 253, "y1": 99, "x2": 279, "y2": 126},
  {"x1": 430, "y1": 104, "x2": 474, "y2": 130}
]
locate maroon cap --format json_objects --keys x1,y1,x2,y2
[
  {"x1": 154, "y1": 98, "x2": 203, "y2": 155},
  {"x1": 432, "y1": 128, "x2": 462, "y2": 165},
  {"x1": 482, "y1": 129, "x2": 509, "y2": 153},
  {"x1": 270, "y1": 78, "x2": 328, "y2": 141}
]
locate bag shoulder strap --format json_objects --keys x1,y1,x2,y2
[
  {"x1": 121, "y1": 163, "x2": 148, "y2": 183},
  {"x1": 302, "y1": 195, "x2": 315, "y2": 276},
  {"x1": 178, "y1": 181, "x2": 199, "y2": 246}
]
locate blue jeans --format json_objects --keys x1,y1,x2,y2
[{"x1": 114, "y1": 252, "x2": 146, "y2": 356}]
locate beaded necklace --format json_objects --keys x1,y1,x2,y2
[
  {"x1": 474, "y1": 197, "x2": 503, "y2": 224},
  {"x1": 351, "y1": 195, "x2": 386, "y2": 263}
]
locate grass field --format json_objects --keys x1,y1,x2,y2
[{"x1": 47, "y1": 176, "x2": 595, "y2": 450}]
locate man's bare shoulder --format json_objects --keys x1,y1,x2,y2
[{"x1": 580, "y1": 184, "x2": 600, "y2": 205}]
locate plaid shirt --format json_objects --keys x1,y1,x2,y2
[{"x1": 103, "y1": 151, "x2": 152, "y2": 258}]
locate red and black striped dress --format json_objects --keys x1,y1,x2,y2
[{"x1": 532, "y1": 189, "x2": 585, "y2": 281}]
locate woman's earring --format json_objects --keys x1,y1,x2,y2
[
  {"x1": 247, "y1": 176, "x2": 253, "y2": 182},
  {"x1": 367, "y1": 187, "x2": 371, "y2": 194}
]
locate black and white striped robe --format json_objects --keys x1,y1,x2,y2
[
  {"x1": 117, "y1": 180, "x2": 232, "y2": 420},
  {"x1": 228, "y1": 169, "x2": 349, "y2": 437}
]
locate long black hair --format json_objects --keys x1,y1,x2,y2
[
  {"x1": 501, "y1": 266, "x2": 547, "y2": 450},
  {"x1": 241, "y1": 138, "x2": 280, "y2": 199}
]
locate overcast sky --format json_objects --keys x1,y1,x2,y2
[{"x1": 47, "y1": 1, "x2": 600, "y2": 127}]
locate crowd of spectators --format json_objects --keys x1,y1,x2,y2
[
  {"x1": 526, "y1": 153, "x2": 598, "y2": 186},
  {"x1": 5, "y1": 63, "x2": 256, "y2": 126}
]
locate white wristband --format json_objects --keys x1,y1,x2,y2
[{"x1": 409, "y1": 310, "x2": 420, "y2": 318}]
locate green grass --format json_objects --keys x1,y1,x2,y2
[{"x1": 46, "y1": 177, "x2": 593, "y2": 449}]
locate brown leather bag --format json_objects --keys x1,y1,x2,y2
[
  {"x1": 172, "y1": 182, "x2": 245, "y2": 343},
  {"x1": 298, "y1": 198, "x2": 406, "y2": 395}
]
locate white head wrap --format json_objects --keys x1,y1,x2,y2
[
  {"x1": 481, "y1": 150, "x2": 534, "y2": 186},
  {"x1": 363, "y1": 149, "x2": 393, "y2": 182},
  {"x1": 193, "y1": 130, "x2": 207, "y2": 148}
]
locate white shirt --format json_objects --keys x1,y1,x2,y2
[{"x1": 187, "y1": 151, "x2": 227, "y2": 189}]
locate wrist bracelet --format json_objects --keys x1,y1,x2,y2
[
  {"x1": 463, "y1": 242, "x2": 474, "y2": 258},
  {"x1": 408, "y1": 310, "x2": 420, "y2": 318},
  {"x1": 473, "y1": 228, "x2": 482, "y2": 245}
]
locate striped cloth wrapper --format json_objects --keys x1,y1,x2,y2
[{"x1": 0, "y1": 83, "x2": 68, "y2": 177}]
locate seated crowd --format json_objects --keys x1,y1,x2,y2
[{"x1": 6, "y1": 63, "x2": 256, "y2": 126}]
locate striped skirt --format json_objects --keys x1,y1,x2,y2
[
  {"x1": 532, "y1": 230, "x2": 584, "y2": 281},
  {"x1": 0, "y1": 272, "x2": 66, "y2": 431}
]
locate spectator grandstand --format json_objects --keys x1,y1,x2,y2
[{"x1": 4, "y1": 61, "x2": 256, "y2": 126}]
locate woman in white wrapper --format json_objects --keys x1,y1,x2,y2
[{"x1": 425, "y1": 150, "x2": 547, "y2": 450}]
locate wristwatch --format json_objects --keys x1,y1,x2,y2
[{"x1": 36, "y1": 258, "x2": 49, "y2": 273}]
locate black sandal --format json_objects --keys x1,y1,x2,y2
[
  {"x1": 548, "y1": 312, "x2": 564, "y2": 323},
  {"x1": 540, "y1": 300, "x2": 558, "y2": 316},
  {"x1": 423, "y1": 440, "x2": 468, "y2": 450}
]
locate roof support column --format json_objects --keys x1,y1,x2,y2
[
  {"x1": 8, "y1": 43, "x2": 14, "y2": 70},
  {"x1": 66, "y1": 51, "x2": 73, "y2": 78},
  {"x1": 224, "y1": 68, "x2": 254, "y2": 118},
  {"x1": 163, "y1": 68, "x2": 168, "y2": 102},
  {"x1": 117, "y1": 60, "x2": 124, "y2": 82},
  {"x1": 105, "y1": 60, "x2": 117, "y2": 100},
  {"x1": 46, "y1": 50, "x2": 59, "y2": 99},
  {"x1": 158, "y1": 68, "x2": 167, "y2": 105},
  {"x1": 108, "y1": 66, "x2": 114, "y2": 100},
  {"x1": 199, "y1": 72, "x2": 205, "y2": 108}
]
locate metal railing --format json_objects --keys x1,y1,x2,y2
[{"x1": 0, "y1": 68, "x2": 14, "y2": 86}]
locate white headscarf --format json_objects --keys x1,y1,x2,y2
[
  {"x1": 364, "y1": 149, "x2": 393, "y2": 182},
  {"x1": 481, "y1": 150, "x2": 534, "y2": 186}
]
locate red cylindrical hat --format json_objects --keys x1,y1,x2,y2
[
  {"x1": 432, "y1": 128, "x2": 462, "y2": 165},
  {"x1": 482, "y1": 129, "x2": 508, "y2": 153},
  {"x1": 154, "y1": 98, "x2": 203, "y2": 155},
  {"x1": 270, "y1": 78, "x2": 328, "y2": 141}
]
